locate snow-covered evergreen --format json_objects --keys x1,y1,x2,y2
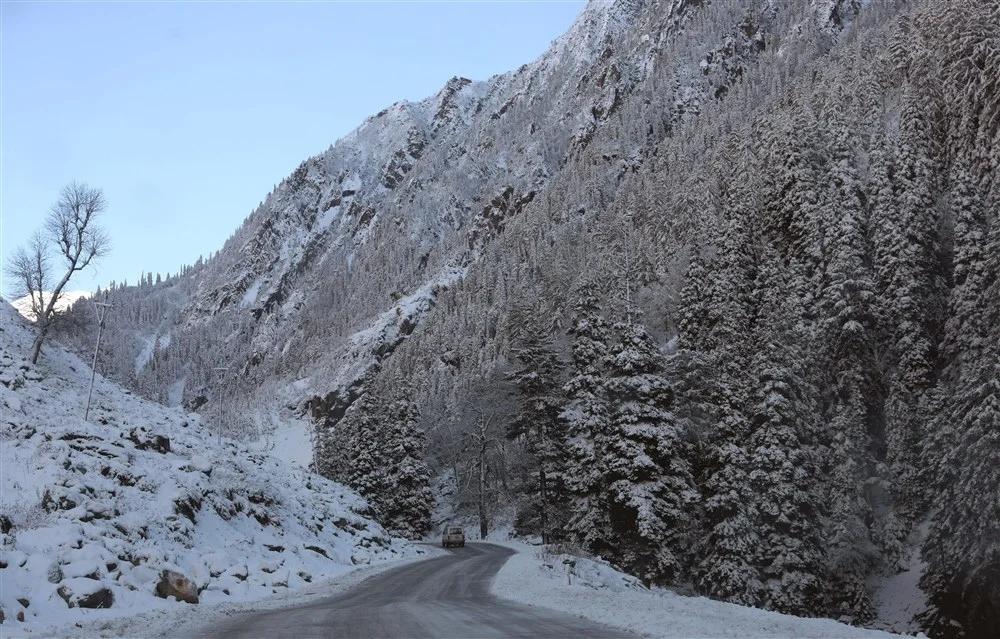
[
  {"x1": 323, "y1": 382, "x2": 434, "y2": 540},
  {"x1": 560, "y1": 289, "x2": 613, "y2": 557},
  {"x1": 505, "y1": 321, "x2": 569, "y2": 544},
  {"x1": 601, "y1": 320, "x2": 696, "y2": 585}
]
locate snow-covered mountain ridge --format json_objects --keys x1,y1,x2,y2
[
  {"x1": 186, "y1": 0, "x2": 648, "y2": 325},
  {"x1": 80, "y1": 0, "x2": 804, "y2": 416},
  {"x1": 0, "y1": 303, "x2": 414, "y2": 628},
  {"x1": 11, "y1": 291, "x2": 91, "y2": 323}
]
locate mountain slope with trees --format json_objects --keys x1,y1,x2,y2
[{"x1": 52, "y1": 0, "x2": 999, "y2": 636}]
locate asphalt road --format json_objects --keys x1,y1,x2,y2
[{"x1": 211, "y1": 542, "x2": 635, "y2": 638}]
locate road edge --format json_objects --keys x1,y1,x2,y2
[{"x1": 19, "y1": 545, "x2": 447, "y2": 639}]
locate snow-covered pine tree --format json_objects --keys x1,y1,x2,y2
[
  {"x1": 560, "y1": 286, "x2": 612, "y2": 556},
  {"x1": 691, "y1": 198, "x2": 765, "y2": 607},
  {"x1": 335, "y1": 392, "x2": 390, "y2": 518},
  {"x1": 871, "y1": 72, "x2": 946, "y2": 522},
  {"x1": 747, "y1": 324, "x2": 825, "y2": 615},
  {"x1": 818, "y1": 123, "x2": 884, "y2": 621},
  {"x1": 602, "y1": 318, "x2": 696, "y2": 585},
  {"x1": 320, "y1": 383, "x2": 433, "y2": 538},
  {"x1": 920, "y1": 209, "x2": 1000, "y2": 639},
  {"x1": 938, "y1": 160, "x2": 988, "y2": 388},
  {"x1": 913, "y1": 8, "x2": 1000, "y2": 634},
  {"x1": 673, "y1": 240, "x2": 728, "y2": 445},
  {"x1": 919, "y1": 352, "x2": 1000, "y2": 638},
  {"x1": 378, "y1": 389, "x2": 434, "y2": 539},
  {"x1": 746, "y1": 344, "x2": 826, "y2": 615},
  {"x1": 919, "y1": 160, "x2": 990, "y2": 504},
  {"x1": 767, "y1": 102, "x2": 826, "y2": 323},
  {"x1": 677, "y1": 242, "x2": 713, "y2": 352},
  {"x1": 695, "y1": 438, "x2": 764, "y2": 607},
  {"x1": 313, "y1": 405, "x2": 357, "y2": 484},
  {"x1": 506, "y1": 317, "x2": 569, "y2": 544},
  {"x1": 742, "y1": 254, "x2": 827, "y2": 616}
]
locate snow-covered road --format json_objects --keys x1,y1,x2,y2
[{"x1": 209, "y1": 543, "x2": 634, "y2": 638}]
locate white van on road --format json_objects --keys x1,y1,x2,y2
[{"x1": 442, "y1": 526, "x2": 465, "y2": 548}]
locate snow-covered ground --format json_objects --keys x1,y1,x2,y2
[
  {"x1": 249, "y1": 416, "x2": 313, "y2": 469},
  {"x1": 0, "y1": 302, "x2": 418, "y2": 635},
  {"x1": 869, "y1": 521, "x2": 931, "y2": 635},
  {"x1": 490, "y1": 542, "x2": 904, "y2": 639}
]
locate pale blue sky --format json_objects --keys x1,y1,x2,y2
[{"x1": 1, "y1": 0, "x2": 586, "y2": 295}]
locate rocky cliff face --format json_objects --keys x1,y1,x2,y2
[{"x1": 190, "y1": 0, "x2": 654, "y2": 325}]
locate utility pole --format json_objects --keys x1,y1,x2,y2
[
  {"x1": 212, "y1": 367, "x2": 230, "y2": 446},
  {"x1": 84, "y1": 291, "x2": 112, "y2": 422}
]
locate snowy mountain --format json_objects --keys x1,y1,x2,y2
[
  {"x1": 65, "y1": 0, "x2": 784, "y2": 413},
  {"x1": 49, "y1": 0, "x2": 1000, "y2": 636},
  {"x1": 10, "y1": 291, "x2": 91, "y2": 322},
  {"x1": 0, "y1": 302, "x2": 415, "y2": 629}
]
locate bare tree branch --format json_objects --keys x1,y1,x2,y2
[{"x1": 44, "y1": 182, "x2": 110, "y2": 273}]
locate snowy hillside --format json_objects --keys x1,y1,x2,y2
[{"x1": 0, "y1": 303, "x2": 414, "y2": 629}]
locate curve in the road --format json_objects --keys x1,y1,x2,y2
[{"x1": 211, "y1": 542, "x2": 635, "y2": 639}]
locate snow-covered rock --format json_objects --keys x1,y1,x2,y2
[{"x1": 155, "y1": 570, "x2": 199, "y2": 604}]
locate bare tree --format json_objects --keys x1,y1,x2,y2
[
  {"x1": 464, "y1": 407, "x2": 504, "y2": 540},
  {"x1": 6, "y1": 232, "x2": 52, "y2": 322},
  {"x1": 4, "y1": 182, "x2": 110, "y2": 363}
]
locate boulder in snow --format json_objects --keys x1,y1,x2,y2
[
  {"x1": 57, "y1": 578, "x2": 114, "y2": 609},
  {"x1": 47, "y1": 562, "x2": 63, "y2": 584},
  {"x1": 155, "y1": 569, "x2": 199, "y2": 604},
  {"x1": 129, "y1": 429, "x2": 171, "y2": 454}
]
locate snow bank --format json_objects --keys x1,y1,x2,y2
[
  {"x1": 0, "y1": 303, "x2": 416, "y2": 633},
  {"x1": 491, "y1": 542, "x2": 902, "y2": 638}
]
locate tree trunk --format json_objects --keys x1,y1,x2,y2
[
  {"x1": 478, "y1": 442, "x2": 488, "y2": 540},
  {"x1": 30, "y1": 260, "x2": 74, "y2": 364},
  {"x1": 499, "y1": 441, "x2": 509, "y2": 492},
  {"x1": 540, "y1": 464, "x2": 549, "y2": 545},
  {"x1": 30, "y1": 319, "x2": 52, "y2": 364}
]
